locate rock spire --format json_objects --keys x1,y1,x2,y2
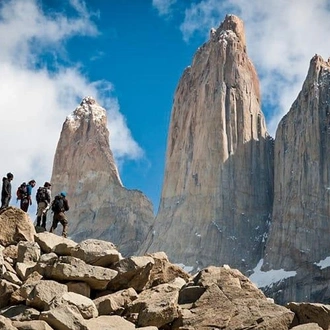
[
  {"x1": 51, "y1": 96, "x2": 154, "y2": 256},
  {"x1": 139, "y1": 15, "x2": 274, "y2": 272},
  {"x1": 261, "y1": 55, "x2": 330, "y2": 303}
]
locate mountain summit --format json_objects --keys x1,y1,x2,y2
[
  {"x1": 51, "y1": 96, "x2": 154, "y2": 256},
  {"x1": 139, "y1": 15, "x2": 274, "y2": 272}
]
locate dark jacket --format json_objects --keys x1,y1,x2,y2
[
  {"x1": 62, "y1": 197, "x2": 69, "y2": 212},
  {"x1": 1, "y1": 177, "x2": 11, "y2": 198},
  {"x1": 52, "y1": 195, "x2": 69, "y2": 213}
]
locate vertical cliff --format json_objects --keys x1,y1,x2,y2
[
  {"x1": 51, "y1": 96, "x2": 154, "y2": 256},
  {"x1": 263, "y1": 55, "x2": 330, "y2": 271},
  {"x1": 139, "y1": 15, "x2": 274, "y2": 272}
]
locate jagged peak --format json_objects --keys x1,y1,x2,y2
[
  {"x1": 210, "y1": 14, "x2": 246, "y2": 49},
  {"x1": 310, "y1": 54, "x2": 330, "y2": 69},
  {"x1": 66, "y1": 96, "x2": 106, "y2": 128},
  {"x1": 304, "y1": 54, "x2": 330, "y2": 85}
]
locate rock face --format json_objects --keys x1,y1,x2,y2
[
  {"x1": 261, "y1": 55, "x2": 330, "y2": 303},
  {"x1": 51, "y1": 96, "x2": 154, "y2": 256},
  {"x1": 139, "y1": 15, "x2": 274, "y2": 272}
]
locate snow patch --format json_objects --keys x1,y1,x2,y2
[
  {"x1": 176, "y1": 263, "x2": 194, "y2": 273},
  {"x1": 249, "y1": 259, "x2": 297, "y2": 288},
  {"x1": 315, "y1": 256, "x2": 330, "y2": 269}
]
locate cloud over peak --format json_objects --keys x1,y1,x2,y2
[{"x1": 0, "y1": 0, "x2": 143, "y2": 199}]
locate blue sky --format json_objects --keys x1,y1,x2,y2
[{"x1": 1, "y1": 0, "x2": 330, "y2": 215}]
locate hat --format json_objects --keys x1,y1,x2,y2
[
  {"x1": 44, "y1": 182, "x2": 51, "y2": 187},
  {"x1": 60, "y1": 191, "x2": 67, "y2": 197}
]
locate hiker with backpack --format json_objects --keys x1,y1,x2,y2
[
  {"x1": 19, "y1": 180, "x2": 36, "y2": 212},
  {"x1": 36, "y1": 182, "x2": 52, "y2": 229},
  {"x1": 49, "y1": 191, "x2": 69, "y2": 238},
  {"x1": 1, "y1": 173, "x2": 14, "y2": 210}
]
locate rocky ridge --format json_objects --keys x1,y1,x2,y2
[
  {"x1": 50, "y1": 96, "x2": 154, "y2": 257},
  {"x1": 1, "y1": 207, "x2": 329, "y2": 330}
]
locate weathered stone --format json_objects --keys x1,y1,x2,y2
[
  {"x1": 67, "y1": 281, "x2": 91, "y2": 298},
  {"x1": 47, "y1": 256, "x2": 117, "y2": 290},
  {"x1": 0, "y1": 208, "x2": 35, "y2": 247},
  {"x1": 15, "y1": 262, "x2": 37, "y2": 281},
  {"x1": 84, "y1": 315, "x2": 135, "y2": 330},
  {"x1": 0, "y1": 305, "x2": 39, "y2": 322},
  {"x1": 12, "y1": 320, "x2": 53, "y2": 330},
  {"x1": 0, "y1": 315, "x2": 16, "y2": 330},
  {"x1": 40, "y1": 305, "x2": 88, "y2": 330},
  {"x1": 34, "y1": 232, "x2": 76, "y2": 254},
  {"x1": 50, "y1": 96, "x2": 154, "y2": 257},
  {"x1": 173, "y1": 266, "x2": 294, "y2": 330},
  {"x1": 0, "y1": 279, "x2": 20, "y2": 308},
  {"x1": 287, "y1": 302, "x2": 330, "y2": 330},
  {"x1": 50, "y1": 292, "x2": 98, "y2": 319},
  {"x1": 108, "y1": 256, "x2": 154, "y2": 292},
  {"x1": 145, "y1": 252, "x2": 190, "y2": 289},
  {"x1": 178, "y1": 285, "x2": 206, "y2": 304},
  {"x1": 93, "y1": 288, "x2": 138, "y2": 315},
  {"x1": 3, "y1": 245, "x2": 18, "y2": 261},
  {"x1": 10, "y1": 276, "x2": 44, "y2": 305},
  {"x1": 139, "y1": 14, "x2": 274, "y2": 273},
  {"x1": 125, "y1": 282, "x2": 181, "y2": 327},
  {"x1": 70, "y1": 239, "x2": 122, "y2": 266},
  {"x1": 4, "y1": 260, "x2": 16, "y2": 274},
  {"x1": 2, "y1": 271, "x2": 22, "y2": 286},
  {"x1": 17, "y1": 242, "x2": 40, "y2": 264},
  {"x1": 24, "y1": 271, "x2": 43, "y2": 284},
  {"x1": 26, "y1": 280, "x2": 68, "y2": 311}
]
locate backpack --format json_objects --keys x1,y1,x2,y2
[
  {"x1": 16, "y1": 182, "x2": 27, "y2": 200},
  {"x1": 51, "y1": 195, "x2": 64, "y2": 213},
  {"x1": 36, "y1": 187, "x2": 49, "y2": 203}
]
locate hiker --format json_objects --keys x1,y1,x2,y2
[
  {"x1": 1, "y1": 173, "x2": 14, "y2": 210},
  {"x1": 20, "y1": 180, "x2": 36, "y2": 212},
  {"x1": 36, "y1": 182, "x2": 52, "y2": 229},
  {"x1": 49, "y1": 191, "x2": 69, "y2": 238}
]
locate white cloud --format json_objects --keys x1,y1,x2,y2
[
  {"x1": 180, "y1": 0, "x2": 330, "y2": 136},
  {"x1": 0, "y1": 0, "x2": 143, "y2": 210},
  {"x1": 152, "y1": 0, "x2": 177, "y2": 16}
]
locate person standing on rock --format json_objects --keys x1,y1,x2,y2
[
  {"x1": 1, "y1": 172, "x2": 14, "y2": 210},
  {"x1": 49, "y1": 191, "x2": 69, "y2": 238},
  {"x1": 20, "y1": 180, "x2": 36, "y2": 212},
  {"x1": 36, "y1": 182, "x2": 52, "y2": 229}
]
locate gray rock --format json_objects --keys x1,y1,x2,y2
[
  {"x1": 0, "y1": 208, "x2": 35, "y2": 247},
  {"x1": 139, "y1": 14, "x2": 274, "y2": 273},
  {"x1": 40, "y1": 305, "x2": 88, "y2": 330},
  {"x1": 50, "y1": 96, "x2": 154, "y2": 257},
  {"x1": 70, "y1": 239, "x2": 122, "y2": 267},
  {"x1": 50, "y1": 292, "x2": 98, "y2": 319},
  {"x1": 17, "y1": 242, "x2": 40, "y2": 264},
  {"x1": 12, "y1": 320, "x2": 53, "y2": 330},
  {"x1": 26, "y1": 280, "x2": 68, "y2": 311},
  {"x1": 47, "y1": 256, "x2": 117, "y2": 290},
  {"x1": 93, "y1": 288, "x2": 138, "y2": 315}
]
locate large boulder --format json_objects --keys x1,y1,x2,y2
[
  {"x1": 0, "y1": 208, "x2": 35, "y2": 247},
  {"x1": 70, "y1": 239, "x2": 122, "y2": 267},
  {"x1": 172, "y1": 266, "x2": 294, "y2": 330}
]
